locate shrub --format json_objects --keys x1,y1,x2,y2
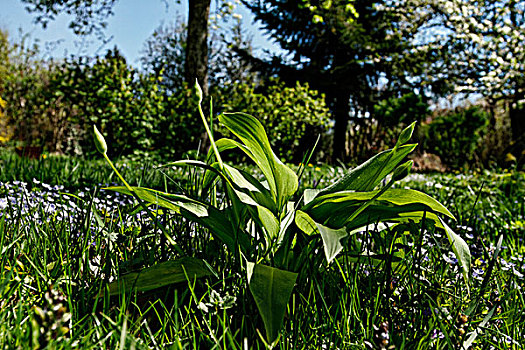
[
  {"x1": 0, "y1": 30, "x2": 53, "y2": 150},
  {"x1": 374, "y1": 92, "x2": 430, "y2": 128},
  {"x1": 344, "y1": 93, "x2": 430, "y2": 163},
  {"x1": 219, "y1": 78, "x2": 332, "y2": 162},
  {"x1": 419, "y1": 106, "x2": 489, "y2": 170},
  {"x1": 46, "y1": 48, "x2": 169, "y2": 158}
]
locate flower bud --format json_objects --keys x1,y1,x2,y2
[
  {"x1": 397, "y1": 122, "x2": 416, "y2": 146},
  {"x1": 392, "y1": 160, "x2": 413, "y2": 181},
  {"x1": 195, "y1": 79, "x2": 203, "y2": 104},
  {"x1": 93, "y1": 125, "x2": 107, "y2": 155}
]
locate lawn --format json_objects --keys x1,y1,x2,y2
[{"x1": 0, "y1": 142, "x2": 523, "y2": 349}]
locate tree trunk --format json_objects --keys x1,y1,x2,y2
[
  {"x1": 509, "y1": 91, "x2": 525, "y2": 157},
  {"x1": 331, "y1": 91, "x2": 350, "y2": 162},
  {"x1": 185, "y1": 0, "x2": 211, "y2": 98}
]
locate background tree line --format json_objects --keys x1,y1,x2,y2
[{"x1": 0, "y1": 0, "x2": 523, "y2": 169}]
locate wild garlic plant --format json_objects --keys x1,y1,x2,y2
[{"x1": 93, "y1": 81, "x2": 471, "y2": 345}]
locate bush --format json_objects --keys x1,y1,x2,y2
[
  {"x1": 419, "y1": 106, "x2": 489, "y2": 169},
  {"x1": 374, "y1": 92, "x2": 430, "y2": 128},
  {"x1": 46, "y1": 48, "x2": 169, "y2": 158},
  {"x1": 0, "y1": 30, "x2": 54, "y2": 150},
  {"x1": 343, "y1": 93, "x2": 430, "y2": 163},
  {"x1": 219, "y1": 78, "x2": 332, "y2": 162}
]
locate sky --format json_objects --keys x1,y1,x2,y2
[{"x1": 0, "y1": 0, "x2": 282, "y2": 66}]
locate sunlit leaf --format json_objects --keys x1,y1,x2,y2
[
  {"x1": 105, "y1": 257, "x2": 216, "y2": 296},
  {"x1": 247, "y1": 262, "x2": 297, "y2": 343}
]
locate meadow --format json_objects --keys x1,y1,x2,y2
[{"x1": 0, "y1": 123, "x2": 523, "y2": 349}]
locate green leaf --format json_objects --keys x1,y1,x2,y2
[
  {"x1": 304, "y1": 188, "x2": 455, "y2": 229},
  {"x1": 316, "y1": 221, "x2": 348, "y2": 264},
  {"x1": 219, "y1": 112, "x2": 298, "y2": 210},
  {"x1": 295, "y1": 210, "x2": 318, "y2": 236},
  {"x1": 254, "y1": 205, "x2": 280, "y2": 241},
  {"x1": 207, "y1": 138, "x2": 244, "y2": 161},
  {"x1": 439, "y1": 217, "x2": 471, "y2": 287},
  {"x1": 247, "y1": 263, "x2": 297, "y2": 343},
  {"x1": 296, "y1": 210, "x2": 354, "y2": 263},
  {"x1": 223, "y1": 164, "x2": 277, "y2": 213},
  {"x1": 462, "y1": 306, "x2": 496, "y2": 349},
  {"x1": 105, "y1": 186, "x2": 252, "y2": 253},
  {"x1": 303, "y1": 189, "x2": 321, "y2": 205},
  {"x1": 316, "y1": 144, "x2": 416, "y2": 196},
  {"x1": 105, "y1": 257, "x2": 216, "y2": 296},
  {"x1": 105, "y1": 186, "x2": 208, "y2": 217}
]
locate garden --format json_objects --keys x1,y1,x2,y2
[{"x1": 1, "y1": 1, "x2": 524, "y2": 349}]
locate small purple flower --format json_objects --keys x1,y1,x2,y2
[
  {"x1": 431, "y1": 329, "x2": 444, "y2": 339},
  {"x1": 443, "y1": 252, "x2": 458, "y2": 265}
]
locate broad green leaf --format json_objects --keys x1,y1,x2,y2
[
  {"x1": 295, "y1": 210, "x2": 317, "y2": 236},
  {"x1": 316, "y1": 221, "x2": 348, "y2": 264},
  {"x1": 105, "y1": 186, "x2": 208, "y2": 217},
  {"x1": 255, "y1": 205, "x2": 280, "y2": 241},
  {"x1": 105, "y1": 186, "x2": 252, "y2": 253},
  {"x1": 303, "y1": 189, "x2": 321, "y2": 205},
  {"x1": 345, "y1": 210, "x2": 443, "y2": 232},
  {"x1": 159, "y1": 160, "x2": 276, "y2": 213},
  {"x1": 296, "y1": 210, "x2": 348, "y2": 263},
  {"x1": 247, "y1": 263, "x2": 297, "y2": 343},
  {"x1": 220, "y1": 112, "x2": 298, "y2": 210},
  {"x1": 207, "y1": 138, "x2": 244, "y2": 162},
  {"x1": 439, "y1": 217, "x2": 471, "y2": 287},
  {"x1": 105, "y1": 257, "x2": 216, "y2": 296},
  {"x1": 223, "y1": 164, "x2": 277, "y2": 213},
  {"x1": 278, "y1": 202, "x2": 296, "y2": 246},
  {"x1": 316, "y1": 144, "x2": 416, "y2": 196},
  {"x1": 304, "y1": 188, "x2": 455, "y2": 229}
]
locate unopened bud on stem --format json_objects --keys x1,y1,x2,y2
[
  {"x1": 93, "y1": 125, "x2": 107, "y2": 155},
  {"x1": 392, "y1": 160, "x2": 413, "y2": 181},
  {"x1": 195, "y1": 79, "x2": 203, "y2": 104},
  {"x1": 397, "y1": 122, "x2": 416, "y2": 146}
]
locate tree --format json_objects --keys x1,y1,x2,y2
[
  {"x1": 20, "y1": 0, "x2": 214, "y2": 98},
  {"x1": 185, "y1": 0, "x2": 211, "y2": 97},
  {"x1": 241, "y1": 0, "x2": 441, "y2": 161},
  {"x1": 140, "y1": 16, "x2": 255, "y2": 95},
  {"x1": 381, "y1": 0, "x2": 525, "y2": 151}
]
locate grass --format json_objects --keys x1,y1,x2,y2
[{"x1": 0, "y1": 151, "x2": 523, "y2": 349}]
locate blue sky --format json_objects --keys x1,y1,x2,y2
[{"x1": 0, "y1": 0, "x2": 281, "y2": 66}]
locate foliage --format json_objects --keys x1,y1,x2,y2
[
  {"x1": 381, "y1": 0, "x2": 525, "y2": 98},
  {"x1": 44, "y1": 48, "x2": 171, "y2": 157},
  {"x1": 380, "y1": 0, "x2": 525, "y2": 153},
  {"x1": 298, "y1": 0, "x2": 359, "y2": 24},
  {"x1": 97, "y1": 84, "x2": 470, "y2": 344},
  {"x1": 0, "y1": 32, "x2": 170, "y2": 156},
  {"x1": 20, "y1": 0, "x2": 117, "y2": 38},
  {"x1": 374, "y1": 92, "x2": 430, "y2": 128},
  {"x1": 346, "y1": 92, "x2": 431, "y2": 162},
  {"x1": 140, "y1": 19, "x2": 188, "y2": 94},
  {"x1": 0, "y1": 96, "x2": 10, "y2": 144},
  {"x1": 219, "y1": 78, "x2": 332, "y2": 162},
  {"x1": 0, "y1": 146, "x2": 522, "y2": 347},
  {"x1": 419, "y1": 106, "x2": 490, "y2": 170},
  {"x1": 241, "y1": 0, "x2": 447, "y2": 160},
  {"x1": 0, "y1": 29, "x2": 64, "y2": 151}
]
